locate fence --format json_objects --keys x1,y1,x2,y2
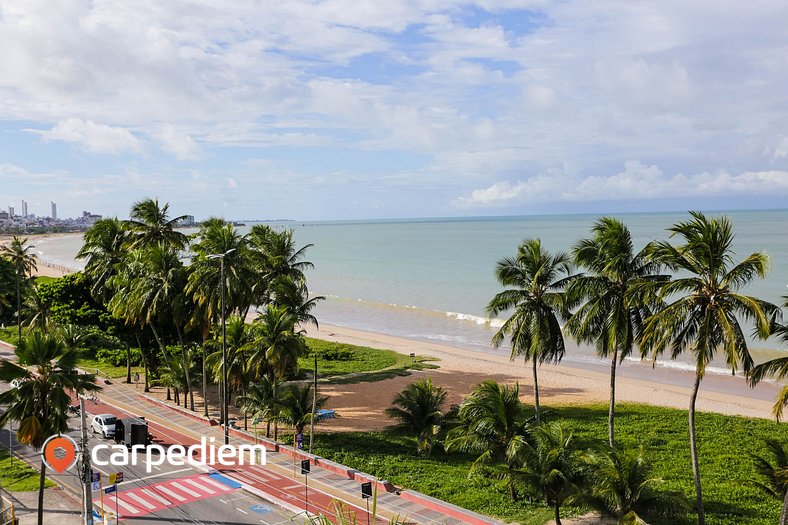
[{"x1": 0, "y1": 492, "x2": 16, "y2": 525}]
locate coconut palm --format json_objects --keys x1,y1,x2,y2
[
  {"x1": 277, "y1": 383, "x2": 329, "y2": 436},
  {"x1": 125, "y1": 198, "x2": 189, "y2": 251},
  {"x1": 269, "y1": 275, "x2": 324, "y2": 329},
  {"x1": 0, "y1": 330, "x2": 100, "y2": 525},
  {"x1": 246, "y1": 305, "x2": 308, "y2": 439},
  {"x1": 583, "y1": 444, "x2": 687, "y2": 524},
  {"x1": 749, "y1": 302, "x2": 788, "y2": 422},
  {"x1": 487, "y1": 239, "x2": 573, "y2": 423},
  {"x1": 385, "y1": 378, "x2": 447, "y2": 456},
  {"x1": 445, "y1": 380, "x2": 531, "y2": 500},
  {"x1": 750, "y1": 439, "x2": 788, "y2": 525},
  {"x1": 508, "y1": 422, "x2": 582, "y2": 525},
  {"x1": 158, "y1": 346, "x2": 201, "y2": 408},
  {"x1": 237, "y1": 375, "x2": 282, "y2": 438},
  {"x1": 1, "y1": 236, "x2": 38, "y2": 341},
  {"x1": 641, "y1": 211, "x2": 778, "y2": 525},
  {"x1": 207, "y1": 315, "x2": 254, "y2": 426},
  {"x1": 248, "y1": 225, "x2": 314, "y2": 305},
  {"x1": 76, "y1": 217, "x2": 130, "y2": 300},
  {"x1": 567, "y1": 217, "x2": 666, "y2": 446},
  {"x1": 20, "y1": 285, "x2": 49, "y2": 330},
  {"x1": 0, "y1": 257, "x2": 17, "y2": 319},
  {"x1": 188, "y1": 218, "x2": 254, "y2": 320}
]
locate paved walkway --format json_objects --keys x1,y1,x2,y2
[{"x1": 97, "y1": 380, "x2": 499, "y2": 525}]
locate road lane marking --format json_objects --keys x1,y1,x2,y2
[
  {"x1": 125, "y1": 492, "x2": 157, "y2": 510},
  {"x1": 183, "y1": 478, "x2": 214, "y2": 494},
  {"x1": 113, "y1": 497, "x2": 140, "y2": 515},
  {"x1": 171, "y1": 481, "x2": 201, "y2": 498},
  {"x1": 157, "y1": 485, "x2": 187, "y2": 502},
  {"x1": 236, "y1": 508, "x2": 249, "y2": 514},
  {"x1": 141, "y1": 489, "x2": 171, "y2": 505},
  {"x1": 119, "y1": 467, "x2": 193, "y2": 487}
]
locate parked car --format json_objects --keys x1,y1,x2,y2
[{"x1": 91, "y1": 414, "x2": 117, "y2": 438}]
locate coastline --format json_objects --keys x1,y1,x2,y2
[
  {"x1": 306, "y1": 322, "x2": 780, "y2": 421},
  {"x1": 24, "y1": 247, "x2": 783, "y2": 421}
]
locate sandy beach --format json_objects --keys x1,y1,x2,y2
[
  {"x1": 21, "y1": 248, "x2": 783, "y2": 429},
  {"x1": 307, "y1": 323, "x2": 781, "y2": 432}
]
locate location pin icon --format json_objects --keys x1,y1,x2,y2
[{"x1": 42, "y1": 435, "x2": 78, "y2": 473}]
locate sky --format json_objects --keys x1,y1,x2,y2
[{"x1": 2, "y1": 0, "x2": 788, "y2": 221}]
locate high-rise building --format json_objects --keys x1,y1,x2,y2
[
  {"x1": 21, "y1": 200, "x2": 27, "y2": 218},
  {"x1": 51, "y1": 201, "x2": 57, "y2": 220},
  {"x1": 8, "y1": 206, "x2": 14, "y2": 218}
]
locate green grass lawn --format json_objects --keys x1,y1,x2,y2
[
  {"x1": 0, "y1": 325, "x2": 18, "y2": 346},
  {"x1": 309, "y1": 403, "x2": 788, "y2": 525},
  {"x1": 0, "y1": 450, "x2": 55, "y2": 492},
  {"x1": 76, "y1": 355, "x2": 144, "y2": 379},
  {"x1": 300, "y1": 338, "x2": 438, "y2": 382}
]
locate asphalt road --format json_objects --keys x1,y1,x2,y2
[{"x1": 0, "y1": 367, "x2": 302, "y2": 525}]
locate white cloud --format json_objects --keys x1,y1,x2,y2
[
  {"x1": 36, "y1": 119, "x2": 140, "y2": 154},
  {"x1": 151, "y1": 125, "x2": 202, "y2": 160},
  {"x1": 453, "y1": 162, "x2": 788, "y2": 208}
]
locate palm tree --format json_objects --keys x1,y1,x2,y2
[
  {"x1": 246, "y1": 305, "x2": 308, "y2": 439},
  {"x1": 583, "y1": 444, "x2": 687, "y2": 524},
  {"x1": 445, "y1": 380, "x2": 530, "y2": 500},
  {"x1": 248, "y1": 225, "x2": 314, "y2": 306},
  {"x1": 567, "y1": 217, "x2": 666, "y2": 446},
  {"x1": 0, "y1": 330, "x2": 100, "y2": 525},
  {"x1": 508, "y1": 422, "x2": 582, "y2": 525},
  {"x1": 749, "y1": 302, "x2": 788, "y2": 422},
  {"x1": 207, "y1": 316, "x2": 253, "y2": 426},
  {"x1": 277, "y1": 383, "x2": 328, "y2": 437},
  {"x1": 750, "y1": 439, "x2": 788, "y2": 525},
  {"x1": 20, "y1": 285, "x2": 49, "y2": 330},
  {"x1": 76, "y1": 217, "x2": 130, "y2": 300},
  {"x1": 385, "y1": 378, "x2": 447, "y2": 456},
  {"x1": 237, "y1": 375, "x2": 282, "y2": 438},
  {"x1": 1, "y1": 236, "x2": 38, "y2": 341},
  {"x1": 125, "y1": 198, "x2": 189, "y2": 250},
  {"x1": 487, "y1": 239, "x2": 573, "y2": 423},
  {"x1": 269, "y1": 275, "x2": 324, "y2": 329},
  {"x1": 641, "y1": 211, "x2": 778, "y2": 525}
]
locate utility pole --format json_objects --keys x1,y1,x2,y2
[
  {"x1": 80, "y1": 397, "x2": 93, "y2": 525},
  {"x1": 221, "y1": 255, "x2": 229, "y2": 446},
  {"x1": 309, "y1": 355, "x2": 317, "y2": 454}
]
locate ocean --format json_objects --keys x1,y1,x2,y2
[{"x1": 32, "y1": 209, "x2": 788, "y2": 377}]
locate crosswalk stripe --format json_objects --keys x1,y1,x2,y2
[
  {"x1": 183, "y1": 478, "x2": 214, "y2": 494},
  {"x1": 241, "y1": 472, "x2": 269, "y2": 484},
  {"x1": 125, "y1": 492, "x2": 157, "y2": 510},
  {"x1": 228, "y1": 473, "x2": 255, "y2": 485},
  {"x1": 113, "y1": 496, "x2": 140, "y2": 515},
  {"x1": 201, "y1": 476, "x2": 234, "y2": 492},
  {"x1": 171, "y1": 481, "x2": 201, "y2": 498},
  {"x1": 141, "y1": 489, "x2": 171, "y2": 506},
  {"x1": 157, "y1": 485, "x2": 187, "y2": 502}
]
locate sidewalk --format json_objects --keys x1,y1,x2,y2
[{"x1": 97, "y1": 380, "x2": 503, "y2": 525}]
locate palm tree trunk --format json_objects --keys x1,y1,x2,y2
[
  {"x1": 609, "y1": 349, "x2": 617, "y2": 447},
  {"x1": 37, "y1": 461, "x2": 46, "y2": 525},
  {"x1": 149, "y1": 324, "x2": 171, "y2": 400},
  {"x1": 202, "y1": 333, "x2": 209, "y2": 417},
  {"x1": 125, "y1": 342, "x2": 132, "y2": 384},
  {"x1": 532, "y1": 358, "x2": 541, "y2": 424},
  {"x1": 689, "y1": 371, "x2": 705, "y2": 525},
  {"x1": 780, "y1": 488, "x2": 788, "y2": 525},
  {"x1": 136, "y1": 334, "x2": 150, "y2": 392},
  {"x1": 553, "y1": 502, "x2": 561, "y2": 525},
  {"x1": 176, "y1": 324, "x2": 195, "y2": 411},
  {"x1": 16, "y1": 277, "x2": 21, "y2": 343}
]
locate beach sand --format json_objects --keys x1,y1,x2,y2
[
  {"x1": 24, "y1": 258, "x2": 783, "y2": 430},
  {"x1": 307, "y1": 323, "x2": 780, "y2": 432}
]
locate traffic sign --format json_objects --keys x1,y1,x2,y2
[
  {"x1": 91, "y1": 480, "x2": 100, "y2": 491},
  {"x1": 115, "y1": 471, "x2": 124, "y2": 483},
  {"x1": 104, "y1": 484, "x2": 116, "y2": 494},
  {"x1": 108, "y1": 473, "x2": 116, "y2": 485},
  {"x1": 361, "y1": 482, "x2": 373, "y2": 499},
  {"x1": 91, "y1": 472, "x2": 100, "y2": 483},
  {"x1": 300, "y1": 459, "x2": 310, "y2": 474},
  {"x1": 295, "y1": 433, "x2": 304, "y2": 450}
]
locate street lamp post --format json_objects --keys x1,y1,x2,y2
[{"x1": 207, "y1": 248, "x2": 235, "y2": 446}]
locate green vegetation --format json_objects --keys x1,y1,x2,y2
[
  {"x1": 0, "y1": 450, "x2": 55, "y2": 492},
  {"x1": 301, "y1": 338, "x2": 436, "y2": 381},
  {"x1": 312, "y1": 403, "x2": 788, "y2": 525},
  {"x1": 77, "y1": 354, "x2": 145, "y2": 379}
]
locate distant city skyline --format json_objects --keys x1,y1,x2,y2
[{"x1": 3, "y1": 2, "x2": 788, "y2": 221}]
